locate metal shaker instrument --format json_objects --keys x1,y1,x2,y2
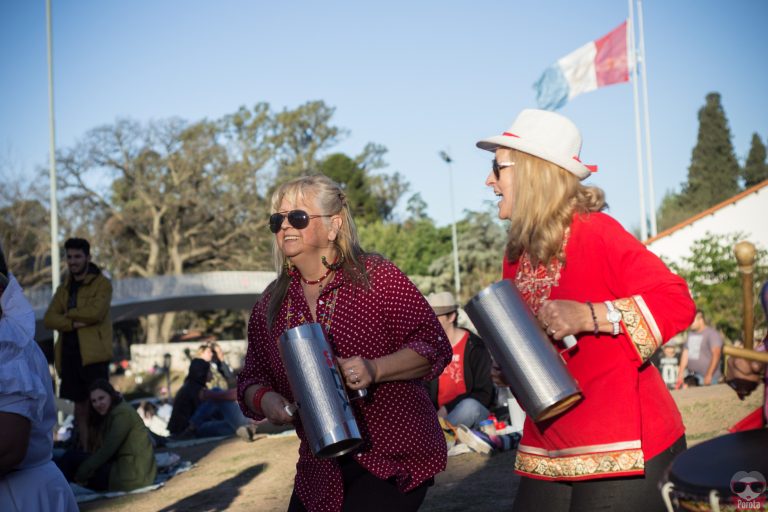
[
  {"x1": 465, "y1": 280, "x2": 582, "y2": 422},
  {"x1": 278, "y1": 323, "x2": 363, "y2": 458}
]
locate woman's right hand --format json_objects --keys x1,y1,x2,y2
[{"x1": 260, "y1": 391, "x2": 296, "y2": 425}]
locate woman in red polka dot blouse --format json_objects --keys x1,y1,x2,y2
[{"x1": 237, "y1": 174, "x2": 453, "y2": 512}]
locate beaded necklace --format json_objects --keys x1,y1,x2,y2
[
  {"x1": 287, "y1": 262, "x2": 335, "y2": 287},
  {"x1": 286, "y1": 286, "x2": 340, "y2": 335}
]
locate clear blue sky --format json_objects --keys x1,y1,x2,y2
[{"x1": 1, "y1": 1, "x2": 766, "y2": 234}]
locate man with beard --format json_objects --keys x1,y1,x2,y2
[{"x1": 44, "y1": 238, "x2": 113, "y2": 450}]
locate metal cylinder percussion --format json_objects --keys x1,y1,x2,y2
[
  {"x1": 464, "y1": 280, "x2": 582, "y2": 422},
  {"x1": 278, "y1": 323, "x2": 363, "y2": 458}
]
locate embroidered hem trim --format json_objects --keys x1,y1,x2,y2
[
  {"x1": 515, "y1": 445, "x2": 645, "y2": 480},
  {"x1": 613, "y1": 295, "x2": 661, "y2": 363}
]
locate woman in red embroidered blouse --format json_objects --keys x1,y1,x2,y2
[
  {"x1": 237, "y1": 175, "x2": 452, "y2": 512},
  {"x1": 476, "y1": 109, "x2": 696, "y2": 512}
]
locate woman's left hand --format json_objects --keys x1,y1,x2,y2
[
  {"x1": 337, "y1": 356, "x2": 377, "y2": 391},
  {"x1": 537, "y1": 300, "x2": 591, "y2": 341}
]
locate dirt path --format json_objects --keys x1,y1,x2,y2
[{"x1": 80, "y1": 383, "x2": 764, "y2": 512}]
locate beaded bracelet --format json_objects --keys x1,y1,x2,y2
[
  {"x1": 251, "y1": 386, "x2": 273, "y2": 415},
  {"x1": 585, "y1": 301, "x2": 599, "y2": 336}
]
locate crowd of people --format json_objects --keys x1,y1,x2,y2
[{"x1": 1, "y1": 109, "x2": 766, "y2": 512}]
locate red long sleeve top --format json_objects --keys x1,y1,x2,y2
[{"x1": 503, "y1": 212, "x2": 695, "y2": 481}]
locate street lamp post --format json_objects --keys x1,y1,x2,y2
[
  {"x1": 438, "y1": 151, "x2": 461, "y2": 296},
  {"x1": 46, "y1": 0, "x2": 60, "y2": 293}
]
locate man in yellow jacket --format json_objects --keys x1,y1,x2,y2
[{"x1": 44, "y1": 238, "x2": 113, "y2": 449}]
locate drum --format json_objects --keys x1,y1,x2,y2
[
  {"x1": 661, "y1": 429, "x2": 768, "y2": 511},
  {"x1": 278, "y1": 323, "x2": 363, "y2": 458},
  {"x1": 464, "y1": 280, "x2": 582, "y2": 422}
]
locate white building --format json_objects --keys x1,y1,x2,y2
[{"x1": 645, "y1": 180, "x2": 768, "y2": 266}]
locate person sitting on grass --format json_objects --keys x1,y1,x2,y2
[
  {"x1": 426, "y1": 291, "x2": 494, "y2": 429},
  {"x1": 56, "y1": 379, "x2": 157, "y2": 492},
  {"x1": 168, "y1": 358, "x2": 257, "y2": 441}
]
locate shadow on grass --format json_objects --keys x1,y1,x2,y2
[
  {"x1": 420, "y1": 450, "x2": 520, "y2": 512},
  {"x1": 156, "y1": 463, "x2": 267, "y2": 512}
]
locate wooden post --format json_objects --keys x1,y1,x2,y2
[{"x1": 734, "y1": 241, "x2": 756, "y2": 350}]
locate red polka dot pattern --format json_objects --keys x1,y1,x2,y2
[{"x1": 237, "y1": 256, "x2": 452, "y2": 511}]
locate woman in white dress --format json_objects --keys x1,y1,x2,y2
[{"x1": 0, "y1": 261, "x2": 78, "y2": 511}]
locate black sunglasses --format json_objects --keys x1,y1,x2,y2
[
  {"x1": 268, "y1": 210, "x2": 332, "y2": 233},
  {"x1": 492, "y1": 159, "x2": 515, "y2": 179}
]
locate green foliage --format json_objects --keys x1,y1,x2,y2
[
  {"x1": 359, "y1": 218, "x2": 452, "y2": 277},
  {"x1": 669, "y1": 232, "x2": 767, "y2": 341},
  {"x1": 319, "y1": 151, "x2": 406, "y2": 224},
  {"x1": 425, "y1": 209, "x2": 507, "y2": 301},
  {"x1": 680, "y1": 93, "x2": 741, "y2": 210},
  {"x1": 742, "y1": 133, "x2": 768, "y2": 188},
  {"x1": 406, "y1": 193, "x2": 429, "y2": 221},
  {"x1": 658, "y1": 93, "x2": 741, "y2": 232},
  {"x1": 657, "y1": 190, "x2": 695, "y2": 232},
  {"x1": 320, "y1": 153, "x2": 380, "y2": 222},
  {"x1": 271, "y1": 100, "x2": 347, "y2": 182}
]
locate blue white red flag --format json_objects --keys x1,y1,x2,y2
[{"x1": 534, "y1": 21, "x2": 630, "y2": 110}]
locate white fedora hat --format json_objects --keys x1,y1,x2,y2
[{"x1": 476, "y1": 109, "x2": 596, "y2": 180}]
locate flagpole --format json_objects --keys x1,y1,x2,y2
[
  {"x1": 627, "y1": 0, "x2": 647, "y2": 240},
  {"x1": 636, "y1": 0, "x2": 657, "y2": 237}
]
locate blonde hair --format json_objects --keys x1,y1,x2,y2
[
  {"x1": 505, "y1": 149, "x2": 606, "y2": 267},
  {"x1": 266, "y1": 174, "x2": 372, "y2": 327}
]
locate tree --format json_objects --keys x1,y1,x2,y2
[
  {"x1": 271, "y1": 100, "x2": 347, "y2": 181},
  {"x1": 359, "y1": 219, "x2": 451, "y2": 277},
  {"x1": 669, "y1": 232, "x2": 767, "y2": 341},
  {"x1": 657, "y1": 93, "x2": 741, "y2": 232},
  {"x1": 405, "y1": 193, "x2": 429, "y2": 221},
  {"x1": 58, "y1": 113, "x2": 274, "y2": 342},
  {"x1": 0, "y1": 197, "x2": 53, "y2": 288},
  {"x1": 320, "y1": 153, "x2": 383, "y2": 224},
  {"x1": 0, "y1": 167, "x2": 58, "y2": 288},
  {"x1": 742, "y1": 132, "x2": 768, "y2": 188},
  {"x1": 423, "y1": 209, "x2": 507, "y2": 300},
  {"x1": 657, "y1": 190, "x2": 694, "y2": 232},
  {"x1": 55, "y1": 101, "x2": 398, "y2": 343},
  {"x1": 679, "y1": 92, "x2": 741, "y2": 211}
]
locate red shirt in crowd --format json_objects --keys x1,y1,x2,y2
[
  {"x1": 237, "y1": 256, "x2": 452, "y2": 511},
  {"x1": 504, "y1": 212, "x2": 695, "y2": 482},
  {"x1": 437, "y1": 331, "x2": 469, "y2": 408}
]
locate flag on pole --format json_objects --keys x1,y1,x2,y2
[{"x1": 534, "y1": 21, "x2": 629, "y2": 111}]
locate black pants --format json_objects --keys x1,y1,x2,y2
[
  {"x1": 512, "y1": 435, "x2": 687, "y2": 512},
  {"x1": 287, "y1": 455, "x2": 432, "y2": 512},
  {"x1": 54, "y1": 448, "x2": 112, "y2": 491}
]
